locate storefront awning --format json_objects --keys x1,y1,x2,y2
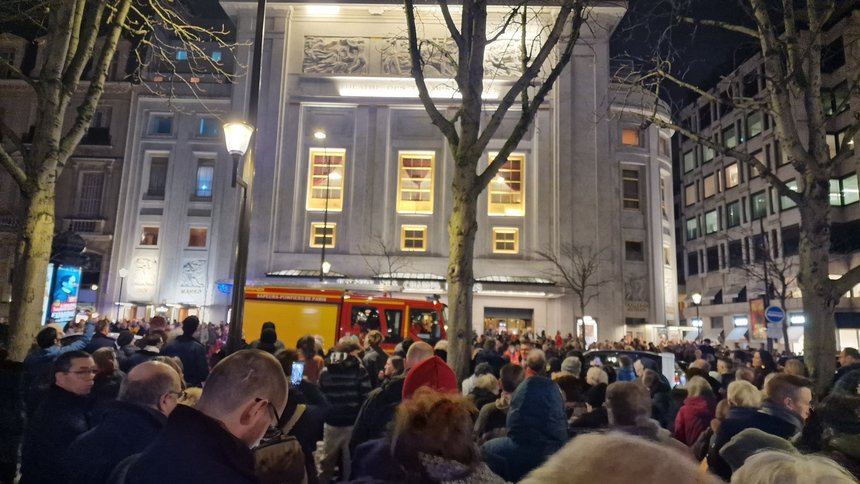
[
  {"x1": 484, "y1": 307, "x2": 535, "y2": 320},
  {"x1": 725, "y1": 327, "x2": 748, "y2": 341}
]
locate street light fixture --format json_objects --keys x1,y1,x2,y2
[
  {"x1": 691, "y1": 292, "x2": 703, "y2": 340},
  {"x1": 224, "y1": 121, "x2": 254, "y2": 188}
]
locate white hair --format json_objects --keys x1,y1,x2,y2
[
  {"x1": 586, "y1": 367, "x2": 609, "y2": 386},
  {"x1": 731, "y1": 451, "x2": 856, "y2": 484}
]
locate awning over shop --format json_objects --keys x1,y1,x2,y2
[
  {"x1": 836, "y1": 312, "x2": 860, "y2": 329},
  {"x1": 726, "y1": 327, "x2": 748, "y2": 341},
  {"x1": 484, "y1": 307, "x2": 535, "y2": 320}
]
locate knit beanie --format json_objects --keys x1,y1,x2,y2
[{"x1": 402, "y1": 356, "x2": 458, "y2": 399}]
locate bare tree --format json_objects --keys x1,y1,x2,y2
[
  {"x1": 361, "y1": 236, "x2": 412, "y2": 279},
  {"x1": 0, "y1": 0, "x2": 234, "y2": 360},
  {"x1": 622, "y1": 0, "x2": 860, "y2": 391},
  {"x1": 405, "y1": 0, "x2": 596, "y2": 381},
  {"x1": 537, "y1": 244, "x2": 609, "y2": 342}
]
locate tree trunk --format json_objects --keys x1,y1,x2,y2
[
  {"x1": 446, "y1": 171, "x2": 479, "y2": 383},
  {"x1": 579, "y1": 300, "x2": 586, "y2": 343},
  {"x1": 797, "y1": 191, "x2": 837, "y2": 396},
  {"x1": 8, "y1": 184, "x2": 56, "y2": 361},
  {"x1": 780, "y1": 295, "x2": 790, "y2": 352}
]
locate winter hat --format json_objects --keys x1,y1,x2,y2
[
  {"x1": 116, "y1": 330, "x2": 134, "y2": 347},
  {"x1": 720, "y1": 428, "x2": 799, "y2": 471},
  {"x1": 402, "y1": 356, "x2": 458, "y2": 399},
  {"x1": 561, "y1": 356, "x2": 582, "y2": 374}
]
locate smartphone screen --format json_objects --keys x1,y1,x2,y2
[{"x1": 291, "y1": 361, "x2": 304, "y2": 386}]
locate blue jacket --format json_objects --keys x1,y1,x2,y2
[
  {"x1": 160, "y1": 335, "x2": 209, "y2": 386},
  {"x1": 481, "y1": 377, "x2": 567, "y2": 482},
  {"x1": 22, "y1": 322, "x2": 96, "y2": 411}
]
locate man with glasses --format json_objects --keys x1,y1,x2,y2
[
  {"x1": 20, "y1": 351, "x2": 96, "y2": 484},
  {"x1": 62, "y1": 360, "x2": 183, "y2": 484},
  {"x1": 122, "y1": 349, "x2": 288, "y2": 484}
]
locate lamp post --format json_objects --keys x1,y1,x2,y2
[
  {"x1": 115, "y1": 268, "x2": 128, "y2": 322},
  {"x1": 314, "y1": 129, "x2": 331, "y2": 281},
  {"x1": 691, "y1": 292, "x2": 702, "y2": 340},
  {"x1": 223, "y1": 0, "x2": 267, "y2": 354}
]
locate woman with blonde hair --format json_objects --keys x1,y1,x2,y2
[
  {"x1": 673, "y1": 376, "x2": 716, "y2": 446},
  {"x1": 586, "y1": 366, "x2": 609, "y2": 386},
  {"x1": 732, "y1": 451, "x2": 856, "y2": 484},
  {"x1": 727, "y1": 380, "x2": 762, "y2": 409}
]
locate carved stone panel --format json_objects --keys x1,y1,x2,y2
[
  {"x1": 129, "y1": 257, "x2": 158, "y2": 300},
  {"x1": 303, "y1": 37, "x2": 369, "y2": 75},
  {"x1": 179, "y1": 259, "x2": 207, "y2": 302}
]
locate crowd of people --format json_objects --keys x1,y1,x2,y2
[{"x1": 3, "y1": 316, "x2": 860, "y2": 484}]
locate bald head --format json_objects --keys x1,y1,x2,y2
[
  {"x1": 198, "y1": 349, "x2": 288, "y2": 418},
  {"x1": 120, "y1": 361, "x2": 182, "y2": 415},
  {"x1": 406, "y1": 342, "x2": 434, "y2": 369}
]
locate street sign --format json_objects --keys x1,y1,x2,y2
[{"x1": 765, "y1": 305, "x2": 786, "y2": 324}]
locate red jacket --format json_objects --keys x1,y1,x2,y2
[{"x1": 673, "y1": 396, "x2": 714, "y2": 446}]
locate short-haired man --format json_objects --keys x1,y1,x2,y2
[
  {"x1": 475, "y1": 363, "x2": 526, "y2": 441},
  {"x1": 123, "y1": 350, "x2": 288, "y2": 483},
  {"x1": 84, "y1": 319, "x2": 117, "y2": 354},
  {"x1": 21, "y1": 351, "x2": 96, "y2": 484},
  {"x1": 604, "y1": 381, "x2": 688, "y2": 453},
  {"x1": 707, "y1": 373, "x2": 813, "y2": 480},
  {"x1": 62, "y1": 361, "x2": 182, "y2": 484},
  {"x1": 834, "y1": 347, "x2": 860, "y2": 385},
  {"x1": 160, "y1": 316, "x2": 209, "y2": 386},
  {"x1": 525, "y1": 349, "x2": 547, "y2": 378},
  {"x1": 23, "y1": 320, "x2": 96, "y2": 412}
]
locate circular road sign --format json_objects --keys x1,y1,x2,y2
[{"x1": 765, "y1": 305, "x2": 786, "y2": 324}]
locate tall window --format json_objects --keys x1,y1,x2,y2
[
  {"x1": 725, "y1": 163, "x2": 740, "y2": 188},
  {"x1": 401, "y1": 225, "x2": 427, "y2": 252},
  {"x1": 702, "y1": 145, "x2": 715, "y2": 163},
  {"x1": 310, "y1": 222, "x2": 336, "y2": 248},
  {"x1": 146, "y1": 156, "x2": 169, "y2": 198},
  {"x1": 830, "y1": 174, "x2": 859, "y2": 206},
  {"x1": 751, "y1": 191, "x2": 768, "y2": 219},
  {"x1": 397, "y1": 152, "x2": 434, "y2": 213},
  {"x1": 492, "y1": 228, "x2": 519, "y2": 254},
  {"x1": 622, "y1": 168, "x2": 640, "y2": 210},
  {"x1": 703, "y1": 173, "x2": 718, "y2": 198},
  {"x1": 685, "y1": 183, "x2": 697, "y2": 207},
  {"x1": 728, "y1": 240, "x2": 744, "y2": 267},
  {"x1": 683, "y1": 150, "x2": 696, "y2": 173},
  {"x1": 750, "y1": 150, "x2": 765, "y2": 178},
  {"x1": 780, "y1": 180, "x2": 798, "y2": 210},
  {"x1": 197, "y1": 118, "x2": 220, "y2": 138},
  {"x1": 188, "y1": 228, "x2": 208, "y2": 248},
  {"x1": 195, "y1": 163, "x2": 214, "y2": 198},
  {"x1": 705, "y1": 209, "x2": 719, "y2": 234},
  {"x1": 488, "y1": 154, "x2": 524, "y2": 216},
  {"x1": 722, "y1": 125, "x2": 738, "y2": 148},
  {"x1": 747, "y1": 111, "x2": 764, "y2": 139},
  {"x1": 686, "y1": 218, "x2": 699, "y2": 241},
  {"x1": 306, "y1": 148, "x2": 345, "y2": 211},
  {"x1": 726, "y1": 200, "x2": 742, "y2": 228},
  {"x1": 149, "y1": 115, "x2": 173, "y2": 135},
  {"x1": 77, "y1": 172, "x2": 104, "y2": 218},
  {"x1": 658, "y1": 138, "x2": 670, "y2": 156}
]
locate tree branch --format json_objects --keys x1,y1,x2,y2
[
  {"x1": 0, "y1": 55, "x2": 36, "y2": 90},
  {"x1": 833, "y1": 265, "x2": 860, "y2": 301},
  {"x1": 0, "y1": 144, "x2": 30, "y2": 191},
  {"x1": 62, "y1": 0, "x2": 108, "y2": 94},
  {"x1": 437, "y1": 0, "x2": 464, "y2": 48},
  {"x1": 678, "y1": 16, "x2": 761, "y2": 39},
  {"x1": 0, "y1": 118, "x2": 26, "y2": 157}
]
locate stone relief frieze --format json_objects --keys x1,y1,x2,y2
[{"x1": 303, "y1": 37, "x2": 369, "y2": 75}]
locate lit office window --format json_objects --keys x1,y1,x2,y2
[
  {"x1": 621, "y1": 128, "x2": 642, "y2": 146},
  {"x1": 488, "y1": 154, "x2": 524, "y2": 216},
  {"x1": 725, "y1": 163, "x2": 739, "y2": 188},
  {"x1": 307, "y1": 149, "x2": 345, "y2": 211},
  {"x1": 310, "y1": 222, "x2": 336, "y2": 248},
  {"x1": 195, "y1": 164, "x2": 214, "y2": 198},
  {"x1": 188, "y1": 228, "x2": 208, "y2": 248},
  {"x1": 397, "y1": 152, "x2": 434, "y2": 214}
]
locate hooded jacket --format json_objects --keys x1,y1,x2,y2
[
  {"x1": 673, "y1": 395, "x2": 715, "y2": 446},
  {"x1": 318, "y1": 352, "x2": 372, "y2": 426},
  {"x1": 160, "y1": 334, "x2": 209, "y2": 386},
  {"x1": 480, "y1": 377, "x2": 567, "y2": 482}
]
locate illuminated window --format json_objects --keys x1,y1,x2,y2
[
  {"x1": 685, "y1": 183, "x2": 697, "y2": 207},
  {"x1": 140, "y1": 227, "x2": 159, "y2": 246},
  {"x1": 310, "y1": 223, "x2": 336, "y2": 248},
  {"x1": 621, "y1": 128, "x2": 642, "y2": 146},
  {"x1": 400, "y1": 225, "x2": 427, "y2": 252},
  {"x1": 683, "y1": 150, "x2": 696, "y2": 172},
  {"x1": 622, "y1": 169, "x2": 640, "y2": 210},
  {"x1": 188, "y1": 228, "x2": 208, "y2": 248},
  {"x1": 488, "y1": 154, "x2": 524, "y2": 216},
  {"x1": 703, "y1": 173, "x2": 718, "y2": 198},
  {"x1": 397, "y1": 152, "x2": 434, "y2": 213},
  {"x1": 492, "y1": 228, "x2": 519, "y2": 254},
  {"x1": 723, "y1": 125, "x2": 737, "y2": 148},
  {"x1": 726, "y1": 200, "x2": 742, "y2": 228},
  {"x1": 725, "y1": 163, "x2": 739, "y2": 188},
  {"x1": 705, "y1": 209, "x2": 719, "y2": 234},
  {"x1": 306, "y1": 148, "x2": 345, "y2": 211},
  {"x1": 780, "y1": 180, "x2": 799, "y2": 210}
]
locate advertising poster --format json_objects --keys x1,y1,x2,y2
[
  {"x1": 49, "y1": 265, "x2": 82, "y2": 323},
  {"x1": 749, "y1": 298, "x2": 767, "y2": 341}
]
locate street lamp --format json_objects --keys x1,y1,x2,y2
[
  {"x1": 314, "y1": 129, "x2": 332, "y2": 281},
  {"x1": 691, "y1": 292, "x2": 703, "y2": 340},
  {"x1": 115, "y1": 267, "x2": 128, "y2": 322},
  {"x1": 223, "y1": 0, "x2": 267, "y2": 354}
]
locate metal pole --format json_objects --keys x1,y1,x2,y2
[
  {"x1": 320, "y1": 143, "x2": 330, "y2": 282},
  {"x1": 759, "y1": 216, "x2": 773, "y2": 352},
  {"x1": 227, "y1": 0, "x2": 266, "y2": 354},
  {"x1": 114, "y1": 276, "x2": 124, "y2": 322},
  {"x1": 696, "y1": 303, "x2": 701, "y2": 340}
]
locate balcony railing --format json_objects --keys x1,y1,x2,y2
[{"x1": 63, "y1": 218, "x2": 106, "y2": 234}]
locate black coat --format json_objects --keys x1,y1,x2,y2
[
  {"x1": 62, "y1": 401, "x2": 167, "y2": 484},
  {"x1": 474, "y1": 349, "x2": 507, "y2": 376},
  {"x1": 85, "y1": 333, "x2": 118, "y2": 354},
  {"x1": 349, "y1": 375, "x2": 405, "y2": 453},
  {"x1": 362, "y1": 345, "x2": 388, "y2": 388},
  {"x1": 160, "y1": 335, "x2": 209, "y2": 386},
  {"x1": 20, "y1": 385, "x2": 93, "y2": 484},
  {"x1": 707, "y1": 405, "x2": 801, "y2": 480},
  {"x1": 124, "y1": 405, "x2": 257, "y2": 484},
  {"x1": 121, "y1": 349, "x2": 158, "y2": 373},
  {"x1": 318, "y1": 354, "x2": 372, "y2": 427}
]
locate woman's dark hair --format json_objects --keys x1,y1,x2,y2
[
  {"x1": 296, "y1": 335, "x2": 316, "y2": 360},
  {"x1": 257, "y1": 328, "x2": 277, "y2": 354},
  {"x1": 757, "y1": 351, "x2": 777, "y2": 373}
]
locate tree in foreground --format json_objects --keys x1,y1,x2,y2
[
  {"x1": 625, "y1": 0, "x2": 860, "y2": 392},
  {"x1": 0, "y1": 0, "x2": 233, "y2": 360},
  {"x1": 405, "y1": 0, "x2": 594, "y2": 381}
]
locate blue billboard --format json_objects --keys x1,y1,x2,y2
[{"x1": 48, "y1": 265, "x2": 82, "y2": 323}]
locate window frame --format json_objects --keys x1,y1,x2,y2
[
  {"x1": 187, "y1": 227, "x2": 209, "y2": 249},
  {"x1": 400, "y1": 225, "x2": 428, "y2": 252},
  {"x1": 492, "y1": 227, "x2": 520, "y2": 254},
  {"x1": 724, "y1": 162, "x2": 740, "y2": 189},
  {"x1": 139, "y1": 226, "x2": 160, "y2": 247},
  {"x1": 306, "y1": 148, "x2": 346, "y2": 212},
  {"x1": 750, "y1": 190, "x2": 768, "y2": 220},
  {"x1": 703, "y1": 173, "x2": 718, "y2": 199},
  {"x1": 396, "y1": 151, "x2": 435, "y2": 214},
  {"x1": 622, "y1": 168, "x2": 641, "y2": 210},
  {"x1": 309, "y1": 222, "x2": 337, "y2": 248},
  {"x1": 621, "y1": 127, "x2": 643, "y2": 147},
  {"x1": 705, "y1": 209, "x2": 719, "y2": 234},
  {"x1": 148, "y1": 114, "x2": 174, "y2": 136},
  {"x1": 488, "y1": 153, "x2": 525, "y2": 216},
  {"x1": 726, "y1": 200, "x2": 742, "y2": 228}
]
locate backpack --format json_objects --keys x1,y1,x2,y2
[{"x1": 254, "y1": 404, "x2": 308, "y2": 484}]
